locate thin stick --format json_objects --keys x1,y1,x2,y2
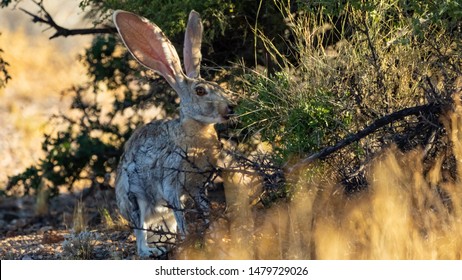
[{"x1": 20, "y1": 1, "x2": 115, "y2": 40}]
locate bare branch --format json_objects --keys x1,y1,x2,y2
[
  {"x1": 287, "y1": 103, "x2": 446, "y2": 172},
  {"x1": 20, "y1": 1, "x2": 116, "y2": 39}
]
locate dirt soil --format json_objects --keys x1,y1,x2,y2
[{"x1": 0, "y1": 189, "x2": 140, "y2": 260}]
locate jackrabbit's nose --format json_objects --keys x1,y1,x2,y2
[{"x1": 224, "y1": 105, "x2": 234, "y2": 120}]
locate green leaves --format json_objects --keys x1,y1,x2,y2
[
  {"x1": 237, "y1": 71, "x2": 348, "y2": 161},
  {"x1": 83, "y1": 35, "x2": 129, "y2": 90}
]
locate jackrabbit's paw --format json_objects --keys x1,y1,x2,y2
[{"x1": 138, "y1": 245, "x2": 167, "y2": 258}]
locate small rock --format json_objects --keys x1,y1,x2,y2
[{"x1": 21, "y1": 255, "x2": 32, "y2": 260}]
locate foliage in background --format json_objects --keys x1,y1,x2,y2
[{"x1": 79, "y1": 0, "x2": 289, "y2": 68}]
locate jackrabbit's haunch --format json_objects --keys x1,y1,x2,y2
[{"x1": 113, "y1": 10, "x2": 232, "y2": 257}]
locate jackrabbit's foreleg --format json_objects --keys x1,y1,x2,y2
[
  {"x1": 164, "y1": 182, "x2": 187, "y2": 238},
  {"x1": 135, "y1": 199, "x2": 167, "y2": 257}
]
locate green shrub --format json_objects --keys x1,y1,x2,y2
[{"x1": 237, "y1": 71, "x2": 351, "y2": 161}]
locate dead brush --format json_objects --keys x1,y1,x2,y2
[{"x1": 61, "y1": 231, "x2": 98, "y2": 260}]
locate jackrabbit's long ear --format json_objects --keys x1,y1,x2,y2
[
  {"x1": 113, "y1": 10, "x2": 185, "y2": 91},
  {"x1": 183, "y1": 10, "x2": 203, "y2": 79}
]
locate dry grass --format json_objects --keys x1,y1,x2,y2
[
  {"x1": 310, "y1": 102, "x2": 462, "y2": 260},
  {"x1": 314, "y1": 150, "x2": 461, "y2": 259}
]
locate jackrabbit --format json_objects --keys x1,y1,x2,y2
[{"x1": 113, "y1": 10, "x2": 232, "y2": 257}]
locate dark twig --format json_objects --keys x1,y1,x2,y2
[
  {"x1": 20, "y1": 1, "x2": 116, "y2": 39},
  {"x1": 287, "y1": 103, "x2": 446, "y2": 172}
]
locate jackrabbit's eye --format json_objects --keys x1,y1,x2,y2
[{"x1": 195, "y1": 86, "x2": 207, "y2": 96}]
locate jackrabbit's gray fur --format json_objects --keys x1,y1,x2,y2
[{"x1": 113, "y1": 10, "x2": 232, "y2": 257}]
